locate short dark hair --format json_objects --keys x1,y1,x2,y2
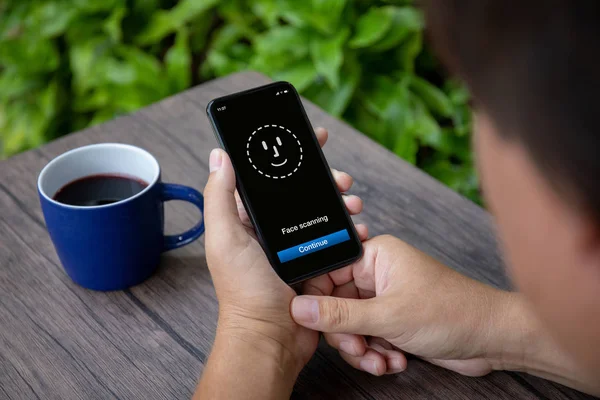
[{"x1": 426, "y1": 1, "x2": 600, "y2": 218}]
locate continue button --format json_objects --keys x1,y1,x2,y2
[{"x1": 277, "y1": 229, "x2": 350, "y2": 263}]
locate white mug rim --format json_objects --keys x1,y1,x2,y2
[{"x1": 37, "y1": 143, "x2": 161, "y2": 210}]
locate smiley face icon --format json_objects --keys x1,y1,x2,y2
[{"x1": 247, "y1": 124, "x2": 303, "y2": 179}]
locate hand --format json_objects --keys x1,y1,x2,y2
[
  {"x1": 291, "y1": 235, "x2": 519, "y2": 377},
  {"x1": 202, "y1": 127, "x2": 367, "y2": 378}
]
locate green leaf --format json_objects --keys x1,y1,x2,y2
[
  {"x1": 134, "y1": 11, "x2": 175, "y2": 45},
  {"x1": 437, "y1": 128, "x2": 472, "y2": 160},
  {"x1": 251, "y1": 26, "x2": 310, "y2": 74},
  {"x1": 65, "y1": 15, "x2": 106, "y2": 42},
  {"x1": 0, "y1": 4, "x2": 29, "y2": 41},
  {"x1": 115, "y1": 46, "x2": 164, "y2": 92},
  {"x1": 371, "y1": 7, "x2": 423, "y2": 52},
  {"x1": 165, "y1": 28, "x2": 191, "y2": 93},
  {"x1": 347, "y1": 103, "x2": 388, "y2": 145},
  {"x1": 210, "y1": 24, "x2": 246, "y2": 52},
  {"x1": 189, "y1": 13, "x2": 214, "y2": 52},
  {"x1": 103, "y1": 7, "x2": 127, "y2": 42},
  {"x1": 0, "y1": 102, "x2": 7, "y2": 131},
  {"x1": 445, "y1": 80, "x2": 470, "y2": 105},
  {"x1": 304, "y1": 54, "x2": 360, "y2": 116},
  {"x1": 69, "y1": 38, "x2": 111, "y2": 94},
  {"x1": 349, "y1": 7, "x2": 394, "y2": 48},
  {"x1": 217, "y1": 0, "x2": 259, "y2": 36},
  {"x1": 136, "y1": 0, "x2": 218, "y2": 45},
  {"x1": 2, "y1": 101, "x2": 51, "y2": 155},
  {"x1": 3, "y1": 126, "x2": 27, "y2": 157},
  {"x1": 230, "y1": 43, "x2": 253, "y2": 60},
  {"x1": 202, "y1": 24, "x2": 251, "y2": 78},
  {"x1": 309, "y1": 0, "x2": 348, "y2": 33},
  {"x1": 112, "y1": 85, "x2": 162, "y2": 111},
  {"x1": 410, "y1": 101, "x2": 443, "y2": 148},
  {"x1": 0, "y1": 35, "x2": 60, "y2": 73},
  {"x1": 89, "y1": 108, "x2": 117, "y2": 127},
  {"x1": 452, "y1": 106, "x2": 472, "y2": 137},
  {"x1": 203, "y1": 50, "x2": 248, "y2": 78},
  {"x1": 362, "y1": 75, "x2": 410, "y2": 119},
  {"x1": 130, "y1": 0, "x2": 160, "y2": 18},
  {"x1": 310, "y1": 28, "x2": 349, "y2": 89},
  {"x1": 279, "y1": 0, "x2": 347, "y2": 35},
  {"x1": 39, "y1": 79, "x2": 59, "y2": 119},
  {"x1": 396, "y1": 32, "x2": 422, "y2": 71},
  {"x1": 252, "y1": 0, "x2": 279, "y2": 26},
  {"x1": 273, "y1": 60, "x2": 318, "y2": 92},
  {"x1": 72, "y1": 0, "x2": 125, "y2": 13},
  {"x1": 393, "y1": 129, "x2": 418, "y2": 164},
  {"x1": 28, "y1": 2, "x2": 77, "y2": 38},
  {"x1": 254, "y1": 26, "x2": 310, "y2": 58},
  {"x1": 0, "y1": 71, "x2": 42, "y2": 101},
  {"x1": 73, "y1": 88, "x2": 111, "y2": 112},
  {"x1": 409, "y1": 76, "x2": 453, "y2": 117},
  {"x1": 101, "y1": 58, "x2": 137, "y2": 85},
  {"x1": 170, "y1": 0, "x2": 219, "y2": 24},
  {"x1": 385, "y1": 99, "x2": 412, "y2": 150}
]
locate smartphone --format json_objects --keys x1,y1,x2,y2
[{"x1": 206, "y1": 82, "x2": 363, "y2": 284}]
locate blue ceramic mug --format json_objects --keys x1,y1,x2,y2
[{"x1": 37, "y1": 143, "x2": 204, "y2": 291}]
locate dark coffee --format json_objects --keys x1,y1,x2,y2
[{"x1": 53, "y1": 174, "x2": 149, "y2": 206}]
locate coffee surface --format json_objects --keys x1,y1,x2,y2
[{"x1": 53, "y1": 174, "x2": 148, "y2": 206}]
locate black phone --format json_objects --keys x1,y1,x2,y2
[{"x1": 206, "y1": 81, "x2": 362, "y2": 284}]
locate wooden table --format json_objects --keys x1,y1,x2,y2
[{"x1": 0, "y1": 72, "x2": 592, "y2": 399}]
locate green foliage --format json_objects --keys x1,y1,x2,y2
[{"x1": 0, "y1": 0, "x2": 479, "y2": 204}]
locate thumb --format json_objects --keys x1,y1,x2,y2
[
  {"x1": 290, "y1": 295, "x2": 384, "y2": 336},
  {"x1": 203, "y1": 149, "x2": 247, "y2": 245}
]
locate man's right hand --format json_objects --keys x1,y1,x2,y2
[{"x1": 290, "y1": 235, "x2": 529, "y2": 376}]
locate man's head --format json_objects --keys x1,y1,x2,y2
[{"x1": 426, "y1": 1, "x2": 600, "y2": 372}]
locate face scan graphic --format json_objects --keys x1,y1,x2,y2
[{"x1": 246, "y1": 124, "x2": 303, "y2": 179}]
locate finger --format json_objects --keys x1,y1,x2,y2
[
  {"x1": 315, "y1": 127, "x2": 328, "y2": 148},
  {"x1": 368, "y1": 336, "x2": 395, "y2": 350},
  {"x1": 339, "y1": 348, "x2": 387, "y2": 376},
  {"x1": 344, "y1": 236, "x2": 392, "y2": 295},
  {"x1": 204, "y1": 149, "x2": 248, "y2": 247},
  {"x1": 322, "y1": 281, "x2": 365, "y2": 357},
  {"x1": 327, "y1": 265, "x2": 354, "y2": 287},
  {"x1": 291, "y1": 295, "x2": 384, "y2": 336},
  {"x1": 358, "y1": 287, "x2": 376, "y2": 299},
  {"x1": 234, "y1": 190, "x2": 251, "y2": 227},
  {"x1": 355, "y1": 224, "x2": 368, "y2": 242},
  {"x1": 367, "y1": 337, "x2": 407, "y2": 374},
  {"x1": 332, "y1": 280, "x2": 359, "y2": 298},
  {"x1": 420, "y1": 357, "x2": 492, "y2": 377},
  {"x1": 302, "y1": 274, "x2": 335, "y2": 297},
  {"x1": 324, "y1": 332, "x2": 367, "y2": 357},
  {"x1": 332, "y1": 169, "x2": 353, "y2": 192},
  {"x1": 342, "y1": 194, "x2": 363, "y2": 215}
]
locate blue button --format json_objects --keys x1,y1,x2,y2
[{"x1": 277, "y1": 229, "x2": 351, "y2": 263}]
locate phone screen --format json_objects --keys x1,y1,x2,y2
[{"x1": 207, "y1": 82, "x2": 362, "y2": 283}]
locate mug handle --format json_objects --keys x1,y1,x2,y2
[{"x1": 160, "y1": 183, "x2": 205, "y2": 251}]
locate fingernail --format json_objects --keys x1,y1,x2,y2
[
  {"x1": 360, "y1": 360, "x2": 379, "y2": 375},
  {"x1": 389, "y1": 358, "x2": 405, "y2": 372},
  {"x1": 339, "y1": 341, "x2": 358, "y2": 357},
  {"x1": 209, "y1": 149, "x2": 222, "y2": 172},
  {"x1": 291, "y1": 297, "x2": 319, "y2": 324},
  {"x1": 370, "y1": 343, "x2": 386, "y2": 353}
]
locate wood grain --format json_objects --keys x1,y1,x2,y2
[{"x1": 0, "y1": 72, "x2": 593, "y2": 399}]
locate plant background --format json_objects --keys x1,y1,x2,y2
[{"x1": 0, "y1": 0, "x2": 480, "y2": 204}]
